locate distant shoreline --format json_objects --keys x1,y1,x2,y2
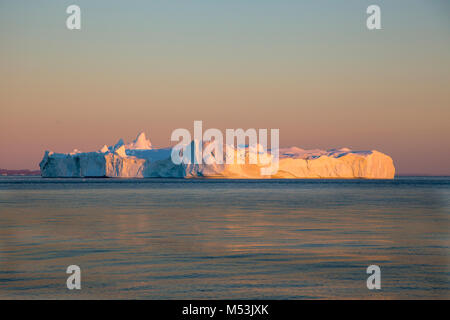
[{"x1": 0, "y1": 169, "x2": 41, "y2": 176}]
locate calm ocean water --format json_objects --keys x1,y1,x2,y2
[{"x1": 0, "y1": 176, "x2": 449, "y2": 299}]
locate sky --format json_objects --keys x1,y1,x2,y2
[{"x1": 1, "y1": 0, "x2": 449, "y2": 174}]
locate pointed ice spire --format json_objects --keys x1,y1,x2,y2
[
  {"x1": 126, "y1": 132, "x2": 152, "y2": 150},
  {"x1": 114, "y1": 138, "x2": 124, "y2": 150},
  {"x1": 114, "y1": 145, "x2": 127, "y2": 157},
  {"x1": 99, "y1": 145, "x2": 109, "y2": 153}
]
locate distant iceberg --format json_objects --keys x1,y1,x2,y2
[{"x1": 39, "y1": 132, "x2": 395, "y2": 179}]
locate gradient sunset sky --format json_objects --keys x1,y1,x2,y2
[{"x1": 1, "y1": 0, "x2": 449, "y2": 174}]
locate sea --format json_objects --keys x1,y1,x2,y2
[{"x1": 0, "y1": 176, "x2": 449, "y2": 299}]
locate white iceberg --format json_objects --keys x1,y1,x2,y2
[{"x1": 39, "y1": 132, "x2": 395, "y2": 179}]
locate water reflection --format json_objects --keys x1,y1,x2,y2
[{"x1": 0, "y1": 177, "x2": 448, "y2": 299}]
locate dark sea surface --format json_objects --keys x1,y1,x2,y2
[{"x1": 0, "y1": 176, "x2": 449, "y2": 299}]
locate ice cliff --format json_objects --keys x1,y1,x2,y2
[{"x1": 39, "y1": 132, "x2": 395, "y2": 179}]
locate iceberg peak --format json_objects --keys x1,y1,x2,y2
[
  {"x1": 114, "y1": 145, "x2": 127, "y2": 157},
  {"x1": 99, "y1": 145, "x2": 109, "y2": 153},
  {"x1": 126, "y1": 132, "x2": 152, "y2": 150},
  {"x1": 114, "y1": 138, "x2": 125, "y2": 150}
]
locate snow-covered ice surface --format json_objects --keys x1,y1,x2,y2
[{"x1": 39, "y1": 132, "x2": 395, "y2": 179}]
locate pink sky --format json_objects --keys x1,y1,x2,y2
[{"x1": 1, "y1": 1, "x2": 449, "y2": 174}]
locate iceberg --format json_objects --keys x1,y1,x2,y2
[{"x1": 39, "y1": 132, "x2": 395, "y2": 179}]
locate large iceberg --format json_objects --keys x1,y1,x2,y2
[{"x1": 39, "y1": 132, "x2": 395, "y2": 179}]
